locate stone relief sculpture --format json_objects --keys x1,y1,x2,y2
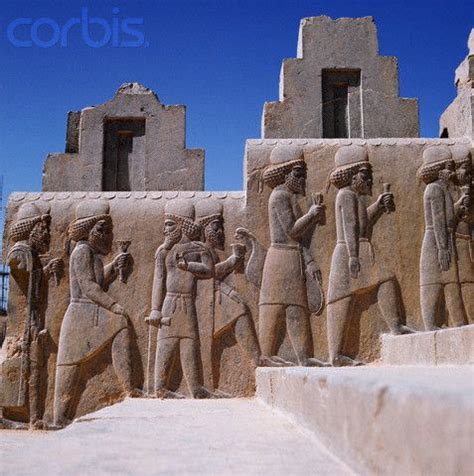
[
  {"x1": 418, "y1": 145, "x2": 469, "y2": 330},
  {"x1": 257, "y1": 145, "x2": 326, "y2": 367},
  {"x1": 53, "y1": 200, "x2": 137, "y2": 427},
  {"x1": 195, "y1": 199, "x2": 271, "y2": 382},
  {"x1": 452, "y1": 145, "x2": 473, "y2": 323},
  {"x1": 326, "y1": 145, "x2": 414, "y2": 367},
  {"x1": 146, "y1": 200, "x2": 217, "y2": 398},
  {"x1": 0, "y1": 203, "x2": 62, "y2": 429}
]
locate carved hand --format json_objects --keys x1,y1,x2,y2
[
  {"x1": 145, "y1": 310, "x2": 162, "y2": 327},
  {"x1": 378, "y1": 192, "x2": 395, "y2": 213},
  {"x1": 176, "y1": 254, "x2": 188, "y2": 271},
  {"x1": 309, "y1": 204, "x2": 325, "y2": 222},
  {"x1": 349, "y1": 257, "x2": 360, "y2": 279},
  {"x1": 111, "y1": 303, "x2": 128, "y2": 318},
  {"x1": 234, "y1": 227, "x2": 254, "y2": 247},
  {"x1": 306, "y1": 261, "x2": 321, "y2": 282},
  {"x1": 438, "y1": 249, "x2": 451, "y2": 271},
  {"x1": 113, "y1": 252, "x2": 132, "y2": 272}
]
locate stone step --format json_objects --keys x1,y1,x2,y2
[
  {"x1": 257, "y1": 366, "x2": 474, "y2": 476},
  {"x1": 380, "y1": 324, "x2": 474, "y2": 366},
  {"x1": 0, "y1": 398, "x2": 352, "y2": 475}
]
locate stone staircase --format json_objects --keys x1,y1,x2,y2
[{"x1": 257, "y1": 324, "x2": 474, "y2": 475}]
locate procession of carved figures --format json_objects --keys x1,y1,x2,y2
[{"x1": 1, "y1": 144, "x2": 472, "y2": 429}]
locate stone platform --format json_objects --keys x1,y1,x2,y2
[
  {"x1": 0, "y1": 398, "x2": 351, "y2": 475},
  {"x1": 380, "y1": 324, "x2": 474, "y2": 366},
  {"x1": 256, "y1": 366, "x2": 474, "y2": 476}
]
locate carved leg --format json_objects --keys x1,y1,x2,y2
[
  {"x1": 234, "y1": 312, "x2": 261, "y2": 367},
  {"x1": 327, "y1": 297, "x2": 360, "y2": 366},
  {"x1": 53, "y1": 364, "x2": 80, "y2": 427},
  {"x1": 444, "y1": 282, "x2": 467, "y2": 327},
  {"x1": 154, "y1": 337, "x2": 179, "y2": 395},
  {"x1": 112, "y1": 328, "x2": 140, "y2": 396},
  {"x1": 377, "y1": 280, "x2": 414, "y2": 335},
  {"x1": 420, "y1": 284, "x2": 443, "y2": 330},
  {"x1": 461, "y1": 283, "x2": 474, "y2": 324},
  {"x1": 286, "y1": 305, "x2": 326, "y2": 366},
  {"x1": 180, "y1": 338, "x2": 208, "y2": 398},
  {"x1": 259, "y1": 304, "x2": 283, "y2": 360}
]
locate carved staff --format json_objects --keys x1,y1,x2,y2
[{"x1": 116, "y1": 240, "x2": 131, "y2": 283}]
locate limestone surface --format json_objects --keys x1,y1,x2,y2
[{"x1": 0, "y1": 398, "x2": 351, "y2": 476}]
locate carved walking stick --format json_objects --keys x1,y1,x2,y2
[{"x1": 383, "y1": 183, "x2": 394, "y2": 213}]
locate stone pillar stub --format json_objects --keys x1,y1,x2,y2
[
  {"x1": 42, "y1": 83, "x2": 204, "y2": 191},
  {"x1": 440, "y1": 29, "x2": 474, "y2": 140},
  {"x1": 262, "y1": 16, "x2": 420, "y2": 139}
]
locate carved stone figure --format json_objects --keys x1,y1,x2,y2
[
  {"x1": 53, "y1": 200, "x2": 136, "y2": 427},
  {"x1": 258, "y1": 145, "x2": 326, "y2": 367},
  {"x1": 418, "y1": 145, "x2": 469, "y2": 330},
  {"x1": 195, "y1": 199, "x2": 273, "y2": 381},
  {"x1": 1, "y1": 203, "x2": 62, "y2": 429},
  {"x1": 146, "y1": 200, "x2": 216, "y2": 398},
  {"x1": 327, "y1": 145, "x2": 413, "y2": 367},
  {"x1": 453, "y1": 145, "x2": 473, "y2": 323}
]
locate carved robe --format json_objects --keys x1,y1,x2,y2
[
  {"x1": 57, "y1": 241, "x2": 127, "y2": 365},
  {"x1": 328, "y1": 188, "x2": 393, "y2": 303},
  {"x1": 259, "y1": 187, "x2": 309, "y2": 308},
  {"x1": 420, "y1": 181, "x2": 458, "y2": 286}
]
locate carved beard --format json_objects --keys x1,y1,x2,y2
[
  {"x1": 89, "y1": 229, "x2": 112, "y2": 255},
  {"x1": 285, "y1": 174, "x2": 306, "y2": 195},
  {"x1": 29, "y1": 225, "x2": 49, "y2": 254},
  {"x1": 456, "y1": 168, "x2": 471, "y2": 186},
  {"x1": 352, "y1": 175, "x2": 372, "y2": 196},
  {"x1": 206, "y1": 226, "x2": 225, "y2": 250},
  {"x1": 164, "y1": 226, "x2": 183, "y2": 249},
  {"x1": 439, "y1": 169, "x2": 456, "y2": 184}
]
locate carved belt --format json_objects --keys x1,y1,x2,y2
[
  {"x1": 337, "y1": 237, "x2": 370, "y2": 244},
  {"x1": 71, "y1": 298, "x2": 95, "y2": 305},
  {"x1": 456, "y1": 233, "x2": 471, "y2": 240},
  {"x1": 270, "y1": 243, "x2": 301, "y2": 250},
  {"x1": 165, "y1": 292, "x2": 194, "y2": 315}
]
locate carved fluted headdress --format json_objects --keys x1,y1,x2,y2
[{"x1": 451, "y1": 145, "x2": 472, "y2": 166}]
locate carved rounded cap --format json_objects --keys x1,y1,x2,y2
[
  {"x1": 16, "y1": 202, "x2": 47, "y2": 221},
  {"x1": 195, "y1": 199, "x2": 223, "y2": 221},
  {"x1": 334, "y1": 145, "x2": 369, "y2": 171},
  {"x1": 451, "y1": 144, "x2": 472, "y2": 164},
  {"x1": 422, "y1": 145, "x2": 452, "y2": 167},
  {"x1": 164, "y1": 199, "x2": 194, "y2": 220},
  {"x1": 75, "y1": 200, "x2": 110, "y2": 220},
  {"x1": 269, "y1": 145, "x2": 304, "y2": 166}
]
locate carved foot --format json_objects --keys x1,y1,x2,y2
[
  {"x1": 303, "y1": 358, "x2": 330, "y2": 367},
  {"x1": 209, "y1": 388, "x2": 232, "y2": 399},
  {"x1": 391, "y1": 325, "x2": 416, "y2": 335},
  {"x1": 126, "y1": 388, "x2": 144, "y2": 398},
  {"x1": 424, "y1": 325, "x2": 442, "y2": 332},
  {"x1": 258, "y1": 355, "x2": 294, "y2": 367},
  {"x1": 155, "y1": 388, "x2": 186, "y2": 399},
  {"x1": 30, "y1": 419, "x2": 46, "y2": 431},
  {"x1": 331, "y1": 355, "x2": 364, "y2": 367},
  {"x1": 0, "y1": 418, "x2": 29, "y2": 430}
]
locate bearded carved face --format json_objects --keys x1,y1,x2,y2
[
  {"x1": 163, "y1": 218, "x2": 182, "y2": 247},
  {"x1": 439, "y1": 161, "x2": 456, "y2": 184},
  {"x1": 351, "y1": 165, "x2": 373, "y2": 196},
  {"x1": 89, "y1": 219, "x2": 113, "y2": 255},
  {"x1": 205, "y1": 218, "x2": 225, "y2": 250},
  {"x1": 285, "y1": 165, "x2": 306, "y2": 195},
  {"x1": 29, "y1": 219, "x2": 50, "y2": 253},
  {"x1": 456, "y1": 161, "x2": 472, "y2": 186}
]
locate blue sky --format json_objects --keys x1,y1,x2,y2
[{"x1": 0, "y1": 0, "x2": 472, "y2": 204}]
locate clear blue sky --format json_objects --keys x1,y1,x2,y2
[{"x1": 0, "y1": 0, "x2": 472, "y2": 203}]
